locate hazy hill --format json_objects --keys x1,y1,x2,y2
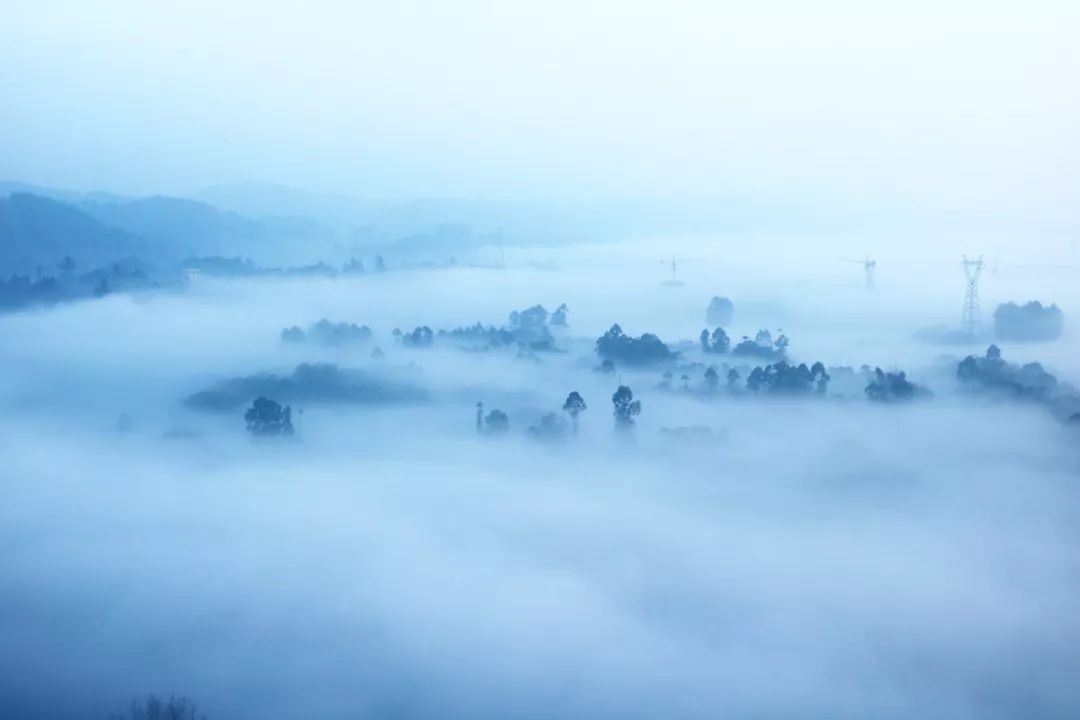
[
  {"x1": 0, "y1": 193, "x2": 153, "y2": 274},
  {"x1": 79, "y1": 196, "x2": 335, "y2": 264}
]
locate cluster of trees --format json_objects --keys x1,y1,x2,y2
[
  {"x1": 441, "y1": 322, "x2": 519, "y2": 347},
  {"x1": 478, "y1": 389, "x2": 641, "y2": 440},
  {"x1": 732, "y1": 329, "x2": 789, "y2": 361},
  {"x1": 244, "y1": 396, "x2": 295, "y2": 436},
  {"x1": 957, "y1": 345, "x2": 1079, "y2": 422},
  {"x1": 699, "y1": 327, "x2": 731, "y2": 353},
  {"x1": 551, "y1": 303, "x2": 569, "y2": 326},
  {"x1": 509, "y1": 304, "x2": 550, "y2": 330},
  {"x1": 476, "y1": 401, "x2": 509, "y2": 434},
  {"x1": 438, "y1": 302, "x2": 565, "y2": 353},
  {"x1": 865, "y1": 368, "x2": 922, "y2": 402},
  {"x1": 746, "y1": 361, "x2": 829, "y2": 395},
  {"x1": 706, "y1": 296, "x2": 734, "y2": 325},
  {"x1": 596, "y1": 324, "x2": 674, "y2": 365},
  {"x1": 993, "y1": 301, "x2": 1064, "y2": 342},
  {"x1": 281, "y1": 319, "x2": 373, "y2": 346},
  {"x1": 0, "y1": 257, "x2": 176, "y2": 311},
  {"x1": 612, "y1": 385, "x2": 642, "y2": 427},
  {"x1": 957, "y1": 345, "x2": 1058, "y2": 400},
  {"x1": 397, "y1": 326, "x2": 434, "y2": 347},
  {"x1": 507, "y1": 303, "x2": 559, "y2": 349},
  {"x1": 187, "y1": 362, "x2": 426, "y2": 411},
  {"x1": 112, "y1": 694, "x2": 207, "y2": 720}
]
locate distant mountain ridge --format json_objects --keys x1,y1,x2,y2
[
  {"x1": 0, "y1": 193, "x2": 155, "y2": 274},
  {"x1": 0, "y1": 184, "x2": 337, "y2": 273}
]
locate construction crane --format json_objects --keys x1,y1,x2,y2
[
  {"x1": 838, "y1": 257, "x2": 876, "y2": 290},
  {"x1": 961, "y1": 255, "x2": 984, "y2": 337}
]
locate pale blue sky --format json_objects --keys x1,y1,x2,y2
[{"x1": 2, "y1": 1, "x2": 1077, "y2": 220}]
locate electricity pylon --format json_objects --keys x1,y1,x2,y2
[
  {"x1": 961, "y1": 255, "x2": 984, "y2": 337},
  {"x1": 839, "y1": 257, "x2": 876, "y2": 290}
]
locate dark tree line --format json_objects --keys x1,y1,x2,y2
[
  {"x1": 746, "y1": 361, "x2": 829, "y2": 396},
  {"x1": 596, "y1": 324, "x2": 674, "y2": 365},
  {"x1": 244, "y1": 397, "x2": 295, "y2": 436},
  {"x1": 281, "y1": 319, "x2": 373, "y2": 346}
]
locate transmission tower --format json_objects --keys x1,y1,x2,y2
[
  {"x1": 961, "y1": 255, "x2": 984, "y2": 337},
  {"x1": 838, "y1": 257, "x2": 876, "y2": 290}
]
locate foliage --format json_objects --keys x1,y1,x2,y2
[
  {"x1": 528, "y1": 412, "x2": 568, "y2": 440},
  {"x1": 732, "y1": 329, "x2": 788, "y2": 361},
  {"x1": 550, "y1": 303, "x2": 569, "y2": 327},
  {"x1": 993, "y1": 301, "x2": 1064, "y2": 342},
  {"x1": 309, "y1": 319, "x2": 373, "y2": 346},
  {"x1": 706, "y1": 296, "x2": 734, "y2": 326},
  {"x1": 957, "y1": 345, "x2": 1058, "y2": 399},
  {"x1": 112, "y1": 694, "x2": 207, "y2": 720},
  {"x1": 746, "y1": 361, "x2": 829, "y2": 396},
  {"x1": 562, "y1": 391, "x2": 587, "y2": 419},
  {"x1": 596, "y1": 323, "x2": 674, "y2": 366},
  {"x1": 244, "y1": 396, "x2": 294, "y2": 436},
  {"x1": 509, "y1": 304, "x2": 549, "y2": 330},
  {"x1": 484, "y1": 409, "x2": 510, "y2": 434},
  {"x1": 280, "y1": 319, "x2": 372, "y2": 346},
  {"x1": 699, "y1": 327, "x2": 730, "y2": 354},
  {"x1": 865, "y1": 368, "x2": 920, "y2": 402},
  {"x1": 187, "y1": 363, "x2": 426, "y2": 411},
  {"x1": 402, "y1": 326, "x2": 434, "y2": 347},
  {"x1": 612, "y1": 385, "x2": 642, "y2": 426},
  {"x1": 281, "y1": 325, "x2": 306, "y2": 343}
]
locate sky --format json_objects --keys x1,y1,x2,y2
[{"x1": 2, "y1": 0, "x2": 1079, "y2": 224}]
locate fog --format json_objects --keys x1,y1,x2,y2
[
  {"x1": 2, "y1": 235, "x2": 1079, "y2": 719},
  {"x1": 3, "y1": 2, "x2": 1080, "y2": 715}
]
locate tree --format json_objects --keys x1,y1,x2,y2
[
  {"x1": 746, "y1": 361, "x2": 829, "y2": 396},
  {"x1": 58, "y1": 255, "x2": 75, "y2": 275},
  {"x1": 244, "y1": 397, "x2": 295, "y2": 436},
  {"x1": 475, "y1": 401, "x2": 484, "y2": 432},
  {"x1": 993, "y1": 301, "x2": 1064, "y2": 342},
  {"x1": 700, "y1": 327, "x2": 730, "y2": 354},
  {"x1": 529, "y1": 412, "x2": 568, "y2": 441},
  {"x1": 343, "y1": 257, "x2": 365, "y2": 274},
  {"x1": 509, "y1": 304, "x2": 548, "y2": 329},
  {"x1": 484, "y1": 409, "x2": 509, "y2": 434},
  {"x1": 281, "y1": 326, "x2": 306, "y2": 343},
  {"x1": 402, "y1": 326, "x2": 434, "y2": 347},
  {"x1": 562, "y1": 391, "x2": 587, "y2": 434},
  {"x1": 726, "y1": 368, "x2": 740, "y2": 388},
  {"x1": 612, "y1": 385, "x2": 641, "y2": 428},
  {"x1": 596, "y1": 324, "x2": 674, "y2": 365},
  {"x1": 374, "y1": 255, "x2": 386, "y2": 272},
  {"x1": 680, "y1": 373, "x2": 690, "y2": 390},
  {"x1": 704, "y1": 365, "x2": 719, "y2": 389},
  {"x1": 866, "y1": 367, "x2": 918, "y2": 402},
  {"x1": 113, "y1": 694, "x2": 207, "y2": 720},
  {"x1": 551, "y1": 303, "x2": 569, "y2": 327},
  {"x1": 810, "y1": 361, "x2": 829, "y2": 394},
  {"x1": 706, "y1": 296, "x2": 734, "y2": 325},
  {"x1": 733, "y1": 329, "x2": 787, "y2": 361}
]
